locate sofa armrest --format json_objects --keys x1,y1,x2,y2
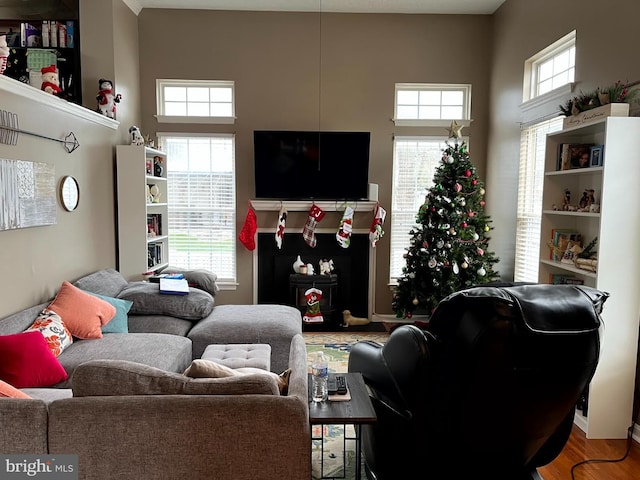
[{"x1": 0, "y1": 398, "x2": 49, "y2": 453}]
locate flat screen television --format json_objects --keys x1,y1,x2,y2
[{"x1": 253, "y1": 130, "x2": 370, "y2": 200}]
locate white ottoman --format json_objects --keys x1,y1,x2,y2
[{"x1": 201, "y1": 343, "x2": 271, "y2": 371}]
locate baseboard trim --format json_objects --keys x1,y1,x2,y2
[{"x1": 371, "y1": 313, "x2": 427, "y2": 324}]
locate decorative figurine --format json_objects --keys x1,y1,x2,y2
[
  {"x1": 40, "y1": 65, "x2": 61, "y2": 95},
  {"x1": 96, "y1": 78, "x2": 122, "y2": 119}
]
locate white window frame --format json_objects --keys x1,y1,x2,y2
[
  {"x1": 156, "y1": 79, "x2": 235, "y2": 124},
  {"x1": 389, "y1": 135, "x2": 468, "y2": 284},
  {"x1": 158, "y1": 132, "x2": 237, "y2": 289},
  {"x1": 393, "y1": 83, "x2": 472, "y2": 127},
  {"x1": 523, "y1": 31, "x2": 576, "y2": 103}
]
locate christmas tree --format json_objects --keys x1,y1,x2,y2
[{"x1": 392, "y1": 121, "x2": 500, "y2": 319}]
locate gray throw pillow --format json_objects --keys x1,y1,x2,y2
[
  {"x1": 73, "y1": 269, "x2": 129, "y2": 298},
  {"x1": 117, "y1": 282, "x2": 214, "y2": 321}
]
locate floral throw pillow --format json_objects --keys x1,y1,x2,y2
[{"x1": 25, "y1": 309, "x2": 73, "y2": 357}]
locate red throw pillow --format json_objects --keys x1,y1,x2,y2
[
  {"x1": 0, "y1": 331, "x2": 68, "y2": 388},
  {"x1": 0, "y1": 379, "x2": 32, "y2": 398},
  {"x1": 47, "y1": 281, "x2": 116, "y2": 339}
]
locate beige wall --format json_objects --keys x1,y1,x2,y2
[
  {"x1": 0, "y1": 81, "x2": 119, "y2": 319},
  {"x1": 487, "y1": 0, "x2": 640, "y2": 280},
  {"x1": 0, "y1": 0, "x2": 139, "y2": 319},
  {"x1": 136, "y1": 10, "x2": 493, "y2": 312},
  {"x1": 489, "y1": 0, "x2": 640, "y2": 422}
]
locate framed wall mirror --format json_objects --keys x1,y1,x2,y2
[{"x1": 60, "y1": 175, "x2": 79, "y2": 211}]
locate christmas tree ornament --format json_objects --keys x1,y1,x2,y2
[
  {"x1": 275, "y1": 207, "x2": 287, "y2": 250},
  {"x1": 484, "y1": 225, "x2": 490, "y2": 232},
  {"x1": 461, "y1": 261, "x2": 469, "y2": 269},
  {"x1": 428, "y1": 257, "x2": 437, "y2": 268},
  {"x1": 447, "y1": 120, "x2": 463, "y2": 139},
  {"x1": 436, "y1": 240, "x2": 444, "y2": 248},
  {"x1": 480, "y1": 200, "x2": 486, "y2": 207},
  {"x1": 302, "y1": 204, "x2": 326, "y2": 248},
  {"x1": 480, "y1": 188, "x2": 486, "y2": 195},
  {"x1": 473, "y1": 233, "x2": 480, "y2": 241},
  {"x1": 477, "y1": 248, "x2": 484, "y2": 256},
  {"x1": 472, "y1": 179, "x2": 478, "y2": 185},
  {"x1": 302, "y1": 288, "x2": 324, "y2": 324},
  {"x1": 453, "y1": 262, "x2": 459, "y2": 274},
  {"x1": 455, "y1": 183, "x2": 462, "y2": 192},
  {"x1": 336, "y1": 205, "x2": 354, "y2": 248},
  {"x1": 465, "y1": 170, "x2": 472, "y2": 177},
  {"x1": 412, "y1": 298, "x2": 419, "y2": 305},
  {"x1": 238, "y1": 203, "x2": 257, "y2": 251},
  {"x1": 369, "y1": 203, "x2": 387, "y2": 247},
  {"x1": 477, "y1": 267, "x2": 487, "y2": 277}
]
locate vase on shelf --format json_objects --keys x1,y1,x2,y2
[{"x1": 293, "y1": 255, "x2": 304, "y2": 274}]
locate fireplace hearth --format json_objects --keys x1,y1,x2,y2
[{"x1": 256, "y1": 232, "x2": 370, "y2": 327}]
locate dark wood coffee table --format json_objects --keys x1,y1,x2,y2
[{"x1": 308, "y1": 372, "x2": 376, "y2": 480}]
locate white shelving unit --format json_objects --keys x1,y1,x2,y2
[
  {"x1": 539, "y1": 116, "x2": 640, "y2": 439},
  {"x1": 116, "y1": 145, "x2": 169, "y2": 281}
]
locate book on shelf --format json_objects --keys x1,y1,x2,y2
[
  {"x1": 147, "y1": 242, "x2": 163, "y2": 268},
  {"x1": 159, "y1": 278, "x2": 189, "y2": 295},
  {"x1": 550, "y1": 274, "x2": 584, "y2": 285},
  {"x1": 147, "y1": 213, "x2": 162, "y2": 237},
  {"x1": 549, "y1": 229, "x2": 582, "y2": 262}
]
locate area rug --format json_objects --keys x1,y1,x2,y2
[{"x1": 304, "y1": 332, "x2": 388, "y2": 480}]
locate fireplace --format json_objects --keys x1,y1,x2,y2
[{"x1": 255, "y1": 232, "x2": 371, "y2": 327}]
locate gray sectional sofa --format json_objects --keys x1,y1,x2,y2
[{"x1": 0, "y1": 269, "x2": 311, "y2": 480}]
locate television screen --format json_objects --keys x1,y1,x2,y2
[{"x1": 254, "y1": 131, "x2": 370, "y2": 200}]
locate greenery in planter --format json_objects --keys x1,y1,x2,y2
[{"x1": 559, "y1": 80, "x2": 638, "y2": 116}]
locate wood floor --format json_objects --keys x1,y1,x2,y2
[{"x1": 538, "y1": 425, "x2": 640, "y2": 480}]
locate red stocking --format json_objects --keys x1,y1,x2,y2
[{"x1": 239, "y1": 204, "x2": 257, "y2": 251}]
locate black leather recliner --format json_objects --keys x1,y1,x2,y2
[{"x1": 348, "y1": 284, "x2": 607, "y2": 480}]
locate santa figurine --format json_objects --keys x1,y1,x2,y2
[
  {"x1": 96, "y1": 78, "x2": 122, "y2": 119},
  {"x1": 40, "y1": 65, "x2": 61, "y2": 96}
]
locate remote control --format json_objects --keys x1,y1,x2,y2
[
  {"x1": 335, "y1": 375, "x2": 348, "y2": 395},
  {"x1": 327, "y1": 375, "x2": 338, "y2": 395}
]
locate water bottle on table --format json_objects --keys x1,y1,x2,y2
[{"x1": 311, "y1": 351, "x2": 328, "y2": 402}]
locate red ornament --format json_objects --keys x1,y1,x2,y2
[
  {"x1": 406, "y1": 312, "x2": 413, "y2": 319},
  {"x1": 465, "y1": 170, "x2": 472, "y2": 177},
  {"x1": 468, "y1": 211, "x2": 475, "y2": 218},
  {"x1": 472, "y1": 179, "x2": 478, "y2": 185},
  {"x1": 431, "y1": 207, "x2": 436, "y2": 212},
  {"x1": 461, "y1": 222, "x2": 468, "y2": 228},
  {"x1": 480, "y1": 200, "x2": 486, "y2": 207}
]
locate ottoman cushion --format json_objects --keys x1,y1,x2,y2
[{"x1": 201, "y1": 344, "x2": 271, "y2": 371}]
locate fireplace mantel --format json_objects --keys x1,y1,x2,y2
[{"x1": 251, "y1": 199, "x2": 378, "y2": 212}]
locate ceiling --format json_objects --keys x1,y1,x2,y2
[{"x1": 127, "y1": 0, "x2": 507, "y2": 15}]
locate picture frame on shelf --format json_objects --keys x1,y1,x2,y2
[
  {"x1": 569, "y1": 144, "x2": 594, "y2": 169},
  {"x1": 590, "y1": 145, "x2": 604, "y2": 166}
]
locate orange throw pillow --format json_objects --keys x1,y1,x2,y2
[
  {"x1": 0, "y1": 379, "x2": 32, "y2": 398},
  {"x1": 47, "y1": 281, "x2": 116, "y2": 339}
]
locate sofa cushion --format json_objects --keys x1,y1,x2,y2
[
  {"x1": 72, "y1": 360, "x2": 279, "y2": 396},
  {"x1": 118, "y1": 282, "x2": 214, "y2": 321},
  {"x1": 85, "y1": 292, "x2": 132, "y2": 334},
  {"x1": 0, "y1": 379, "x2": 32, "y2": 398},
  {"x1": 184, "y1": 358, "x2": 291, "y2": 395},
  {"x1": 127, "y1": 314, "x2": 193, "y2": 336},
  {"x1": 0, "y1": 331, "x2": 68, "y2": 388},
  {"x1": 73, "y1": 268, "x2": 129, "y2": 298},
  {"x1": 48, "y1": 281, "x2": 115, "y2": 339},
  {"x1": 0, "y1": 303, "x2": 49, "y2": 336},
  {"x1": 56, "y1": 333, "x2": 192, "y2": 388},
  {"x1": 25, "y1": 309, "x2": 73, "y2": 356}
]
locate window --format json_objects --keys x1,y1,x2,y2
[
  {"x1": 394, "y1": 84, "x2": 471, "y2": 126},
  {"x1": 389, "y1": 137, "x2": 453, "y2": 281},
  {"x1": 156, "y1": 80, "x2": 235, "y2": 124},
  {"x1": 159, "y1": 134, "x2": 237, "y2": 286},
  {"x1": 513, "y1": 117, "x2": 564, "y2": 282},
  {"x1": 524, "y1": 31, "x2": 575, "y2": 102}
]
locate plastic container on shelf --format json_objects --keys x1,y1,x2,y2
[{"x1": 311, "y1": 351, "x2": 328, "y2": 402}]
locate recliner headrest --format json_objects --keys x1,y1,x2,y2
[{"x1": 429, "y1": 284, "x2": 607, "y2": 335}]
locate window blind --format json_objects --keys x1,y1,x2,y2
[
  {"x1": 513, "y1": 117, "x2": 563, "y2": 282},
  {"x1": 162, "y1": 135, "x2": 236, "y2": 283},
  {"x1": 389, "y1": 137, "x2": 448, "y2": 280}
]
